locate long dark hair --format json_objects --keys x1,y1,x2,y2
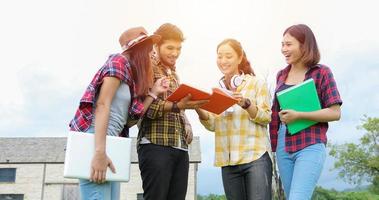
[
  {"x1": 126, "y1": 40, "x2": 153, "y2": 96},
  {"x1": 217, "y1": 38, "x2": 255, "y2": 76},
  {"x1": 283, "y1": 24, "x2": 320, "y2": 67}
]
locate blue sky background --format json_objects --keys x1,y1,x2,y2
[{"x1": 1, "y1": 0, "x2": 378, "y2": 195}]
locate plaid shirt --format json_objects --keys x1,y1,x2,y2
[
  {"x1": 269, "y1": 64, "x2": 342, "y2": 153},
  {"x1": 200, "y1": 75, "x2": 272, "y2": 167},
  {"x1": 69, "y1": 53, "x2": 144, "y2": 136},
  {"x1": 138, "y1": 56, "x2": 190, "y2": 149}
]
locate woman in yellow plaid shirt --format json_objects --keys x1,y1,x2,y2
[{"x1": 196, "y1": 38, "x2": 273, "y2": 200}]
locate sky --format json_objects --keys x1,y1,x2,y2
[{"x1": 1, "y1": 0, "x2": 379, "y2": 195}]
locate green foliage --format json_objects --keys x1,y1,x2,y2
[
  {"x1": 197, "y1": 194, "x2": 227, "y2": 200},
  {"x1": 312, "y1": 186, "x2": 379, "y2": 200},
  {"x1": 197, "y1": 187, "x2": 379, "y2": 200},
  {"x1": 370, "y1": 176, "x2": 379, "y2": 195},
  {"x1": 329, "y1": 116, "x2": 379, "y2": 188},
  {"x1": 312, "y1": 186, "x2": 338, "y2": 200}
]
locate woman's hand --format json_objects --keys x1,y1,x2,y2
[
  {"x1": 151, "y1": 77, "x2": 169, "y2": 95},
  {"x1": 279, "y1": 109, "x2": 299, "y2": 124},
  {"x1": 232, "y1": 92, "x2": 244, "y2": 106},
  {"x1": 90, "y1": 152, "x2": 116, "y2": 183},
  {"x1": 232, "y1": 92, "x2": 252, "y2": 108}
]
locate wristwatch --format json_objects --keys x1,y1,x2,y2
[{"x1": 241, "y1": 98, "x2": 251, "y2": 109}]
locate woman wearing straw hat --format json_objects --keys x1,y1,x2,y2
[{"x1": 69, "y1": 26, "x2": 168, "y2": 199}]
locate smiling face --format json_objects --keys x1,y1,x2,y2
[
  {"x1": 281, "y1": 33, "x2": 303, "y2": 65},
  {"x1": 157, "y1": 39, "x2": 182, "y2": 67},
  {"x1": 217, "y1": 44, "x2": 242, "y2": 77}
]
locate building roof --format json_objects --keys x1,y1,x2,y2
[{"x1": 0, "y1": 137, "x2": 201, "y2": 164}]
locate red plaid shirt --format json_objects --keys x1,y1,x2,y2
[
  {"x1": 269, "y1": 64, "x2": 342, "y2": 153},
  {"x1": 69, "y1": 54, "x2": 144, "y2": 136}
]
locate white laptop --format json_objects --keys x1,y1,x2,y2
[{"x1": 63, "y1": 131, "x2": 132, "y2": 182}]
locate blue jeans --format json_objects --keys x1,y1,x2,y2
[
  {"x1": 276, "y1": 124, "x2": 326, "y2": 200},
  {"x1": 79, "y1": 180, "x2": 120, "y2": 200},
  {"x1": 79, "y1": 126, "x2": 121, "y2": 200}
]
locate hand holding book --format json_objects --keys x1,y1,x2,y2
[
  {"x1": 279, "y1": 109, "x2": 300, "y2": 124},
  {"x1": 277, "y1": 79, "x2": 321, "y2": 134},
  {"x1": 167, "y1": 84, "x2": 238, "y2": 114},
  {"x1": 176, "y1": 94, "x2": 209, "y2": 110}
]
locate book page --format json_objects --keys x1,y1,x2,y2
[
  {"x1": 212, "y1": 88, "x2": 234, "y2": 98},
  {"x1": 167, "y1": 84, "x2": 211, "y2": 102}
]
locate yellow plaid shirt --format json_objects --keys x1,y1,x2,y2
[{"x1": 200, "y1": 74, "x2": 272, "y2": 167}]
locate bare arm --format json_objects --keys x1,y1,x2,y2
[
  {"x1": 297, "y1": 104, "x2": 341, "y2": 122},
  {"x1": 279, "y1": 104, "x2": 341, "y2": 124},
  {"x1": 91, "y1": 77, "x2": 118, "y2": 183},
  {"x1": 141, "y1": 77, "x2": 169, "y2": 114}
]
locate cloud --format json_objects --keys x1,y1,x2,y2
[
  {"x1": 328, "y1": 46, "x2": 379, "y2": 142},
  {"x1": 0, "y1": 65, "x2": 82, "y2": 137},
  {"x1": 314, "y1": 47, "x2": 379, "y2": 190}
]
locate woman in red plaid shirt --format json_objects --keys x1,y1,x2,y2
[
  {"x1": 269, "y1": 24, "x2": 342, "y2": 199},
  {"x1": 69, "y1": 27, "x2": 169, "y2": 200}
]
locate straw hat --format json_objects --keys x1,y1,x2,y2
[{"x1": 119, "y1": 27, "x2": 161, "y2": 52}]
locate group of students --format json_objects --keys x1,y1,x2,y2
[{"x1": 69, "y1": 23, "x2": 342, "y2": 200}]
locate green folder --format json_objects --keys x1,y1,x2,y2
[{"x1": 277, "y1": 79, "x2": 321, "y2": 135}]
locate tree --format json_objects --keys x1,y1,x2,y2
[
  {"x1": 329, "y1": 116, "x2": 379, "y2": 193},
  {"x1": 197, "y1": 194, "x2": 226, "y2": 200},
  {"x1": 311, "y1": 186, "x2": 379, "y2": 200},
  {"x1": 312, "y1": 186, "x2": 338, "y2": 200}
]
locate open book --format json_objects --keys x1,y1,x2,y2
[
  {"x1": 167, "y1": 84, "x2": 238, "y2": 114},
  {"x1": 277, "y1": 78, "x2": 321, "y2": 134}
]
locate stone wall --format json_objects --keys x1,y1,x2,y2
[{"x1": 1, "y1": 163, "x2": 198, "y2": 200}]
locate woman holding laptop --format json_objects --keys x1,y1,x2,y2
[{"x1": 69, "y1": 27, "x2": 168, "y2": 200}]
